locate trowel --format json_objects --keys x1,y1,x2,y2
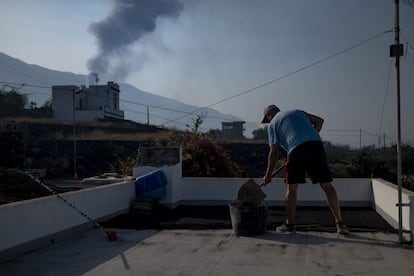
[{"x1": 237, "y1": 165, "x2": 284, "y2": 205}]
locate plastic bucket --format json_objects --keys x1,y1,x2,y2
[{"x1": 228, "y1": 201, "x2": 268, "y2": 236}]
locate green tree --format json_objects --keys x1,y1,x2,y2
[
  {"x1": 324, "y1": 141, "x2": 352, "y2": 163},
  {"x1": 401, "y1": 144, "x2": 414, "y2": 175},
  {"x1": 347, "y1": 152, "x2": 391, "y2": 179},
  {"x1": 252, "y1": 126, "x2": 267, "y2": 140},
  {"x1": 30, "y1": 101, "x2": 37, "y2": 109},
  {"x1": 108, "y1": 155, "x2": 137, "y2": 176},
  {"x1": 186, "y1": 113, "x2": 206, "y2": 133},
  {"x1": 36, "y1": 99, "x2": 53, "y2": 118},
  {"x1": 330, "y1": 163, "x2": 350, "y2": 178},
  {"x1": 0, "y1": 90, "x2": 27, "y2": 117},
  {"x1": 42, "y1": 99, "x2": 52, "y2": 108}
]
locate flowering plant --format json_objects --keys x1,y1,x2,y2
[{"x1": 167, "y1": 115, "x2": 245, "y2": 177}]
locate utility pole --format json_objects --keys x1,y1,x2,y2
[
  {"x1": 390, "y1": 0, "x2": 404, "y2": 244},
  {"x1": 147, "y1": 105, "x2": 150, "y2": 125},
  {"x1": 73, "y1": 88, "x2": 81, "y2": 181},
  {"x1": 378, "y1": 135, "x2": 381, "y2": 150}
]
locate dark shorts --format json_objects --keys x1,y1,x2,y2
[{"x1": 284, "y1": 141, "x2": 332, "y2": 184}]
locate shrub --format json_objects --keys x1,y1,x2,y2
[{"x1": 167, "y1": 115, "x2": 245, "y2": 177}]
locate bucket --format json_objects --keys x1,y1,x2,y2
[{"x1": 228, "y1": 201, "x2": 268, "y2": 236}]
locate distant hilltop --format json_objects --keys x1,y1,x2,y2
[{"x1": 0, "y1": 52, "x2": 244, "y2": 135}]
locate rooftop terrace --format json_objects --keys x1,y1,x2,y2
[
  {"x1": 1, "y1": 221, "x2": 413, "y2": 275},
  {"x1": 1, "y1": 162, "x2": 413, "y2": 275}
]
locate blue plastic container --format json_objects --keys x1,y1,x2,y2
[{"x1": 135, "y1": 170, "x2": 167, "y2": 198}]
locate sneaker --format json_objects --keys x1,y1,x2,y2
[
  {"x1": 336, "y1": 221, "x2": 350, "y2": 235},
  {"x1": 276, "y1": 222, "x2": 296, "y2": 233}
]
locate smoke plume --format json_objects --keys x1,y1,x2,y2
[{"x1": 87, "y1": 0, "x2": 183, "y2": 80}]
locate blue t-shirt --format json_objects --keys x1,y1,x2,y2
[{"x1": 267, "y1": 109, "x2": 321, "y2": 154}]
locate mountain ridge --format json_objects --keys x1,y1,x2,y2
[{"x1": 0, "y1": 52, "x2": 239, "y2": 132}]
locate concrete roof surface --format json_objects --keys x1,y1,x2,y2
[{"x1": 1, "y1": 228, "x2": 413, "y2": 276}]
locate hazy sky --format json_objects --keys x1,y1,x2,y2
[{"x1": 1, "y1": 0, "x2": 414, "y2": 147}]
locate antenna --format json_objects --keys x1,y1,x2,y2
[{"x1": 89, "y1": 72, "x2": 99, "y2": 86}]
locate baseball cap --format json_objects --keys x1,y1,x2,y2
[{"x1": 261, "y1": 105, "x2": 279, "y2": 123}]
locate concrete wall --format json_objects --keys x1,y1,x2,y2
[
  {"x1": 2, "y1": 168, "x2": 412, "y2": 261},
  {"x1": 141, "y1": 164, "x2": 372, "y2": 207},
  {"x1": 0, "y1": 180, "x2": 136, "y2": 260},
  {"x1": 52, "y1": 82, "x2": 124, "y2": 122},
  {"x1": 52, "y1": 85, "x2": 77, "y2": 120},
  {"x1": 75, "y1": 109, "x2": 105, "y2": 121},
  {"x1": 173, "y1": 177, "x2": 372, "y2": 207},
  {"x1": 372, "y1": 178, "x2": 414, "y2": 240}
]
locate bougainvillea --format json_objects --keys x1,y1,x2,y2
[{"x1": 167, "y1": 115, "x2": 246, "y2": 177}]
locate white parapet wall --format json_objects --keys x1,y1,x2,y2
[
  {"x1": 141, "y1": 164, "x2": 372, "y2": 207},
  {"x1": 2, "y1": 167, "x2": 412, "y2": 261},
  {"x1": 0, "y1": 179, "x2": 136, "y2": 261},
  {"x1": 372, "y1": 178, "x2": 414, "y2": 239},
  {"x1": 174, "y1": 177, "x2": 372, "y2": 207}
]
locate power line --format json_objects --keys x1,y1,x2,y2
[
  {"x1": 1, "y1": 79, "x2": 208, "y2": 129},
  {"x1": 378, "y1": 59, "x2": 393, "y2": 137},
  {"x1": 0, "y1": 79, "x2": 404, "y2": 143},
  {"x1": 0, "y1": 60, "x2": 51, "y2": 87},
  {"x1": 89, "y1": 89, "x2": 233, "y2": 122},
  {"x1": 0, "y1": 81, "x2": 233, "y2": 123},
  {"x1": 361, "y1": 130, "x2": 381, "y2": 137},
  {"x1": 401, "y1": 32, "x2": 414, "y2": 54},
  {"x1": 0, "y1": 29, "x2": 398, "y2": 136},
  {"x1": 123, "y1": 108, "x2": 189, "y2": 128},
  {"x1": 402, "y1": 0, "x2": 414, "y2": 8},
  {"x1": 0, "y1": 81, "x2": 50, "y2": 89},
  {"x1": 323, "y1": 128, "x2": 361, "y2": 133},
  {"x1": 323, "y1": 128, "x2": 387, "y2": 138},
  {"x1": 162, "y1": 29, "x2": 393, "y2": 126},
  {"x1": 1, "y1": 28, "x2": 395, "y2": 129}
]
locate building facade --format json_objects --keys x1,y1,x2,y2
[
  {"x1": 52, "y1": 81, "x2": 124, "y2": 121},
  {"x1": 221, "y1": 121, "x2": 245, "y2": 139}
]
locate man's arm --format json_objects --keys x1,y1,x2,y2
[
  {"x1": 307, "y1": 113, "x2": 324, "y2": 132},
  {"x1": 263, "y1": 144, "x2": 279, "y2": 185}
]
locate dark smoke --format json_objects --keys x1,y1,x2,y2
[{"x1": 87, "y1": 0, "x2": 183, "y2": 79}]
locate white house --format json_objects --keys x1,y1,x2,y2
[{"x1": 52, "y1": 81, "x2": 124, "y2": 121}]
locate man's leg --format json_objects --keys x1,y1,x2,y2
[
  {"x1": 320, "y1": 182, "x2": 350, "y2": 234},
  {"x1": 285, "y1": 184, "x2": 299, "y2": 224},
  {"x1": 276, "y1": 183, "x2": 298, "y2": 233},
  {"x1": 320, "y1": 182, "x2": 342, "y2": 223}
]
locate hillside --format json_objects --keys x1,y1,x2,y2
[
  {"x1": 1, "y1": 115, "x2": 270, "y2": 171},
  {"x1": 0, "y1": 52, "x2": 242, "y2": 134},
  {"x1": 0, "y1": 116, "x2": 269, "y2": 205},
  {"x1": 0, "y1": 116, "x2": 169, "y2": 205}
]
